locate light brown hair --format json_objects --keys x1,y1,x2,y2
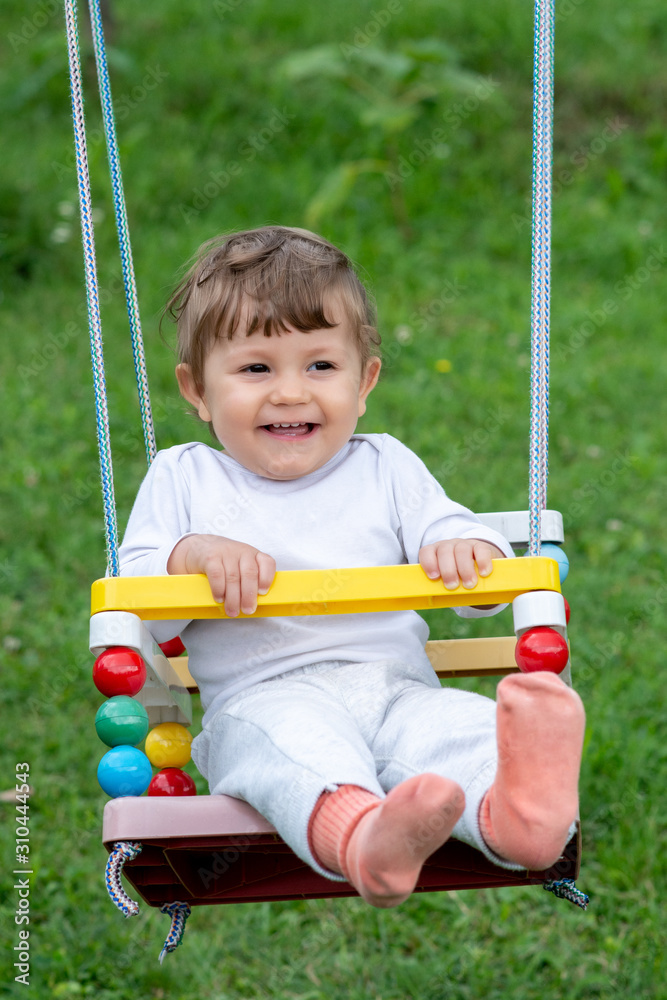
[{"x1": 165, "y1": 226, "x2": 381, "y2": 391}]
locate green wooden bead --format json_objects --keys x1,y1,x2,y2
[{"x1": 95, "y1": 695, "x2": 149, "y2": 748}]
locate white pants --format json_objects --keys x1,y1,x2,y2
[{"x1": 191, "y1": 658, "x2": 521, "y2": 879}]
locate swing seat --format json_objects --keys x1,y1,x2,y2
[
  {"x1": 102, "y1": 794, "x2": 581, "y2": 906},
  {"x1": 92, "y1": 513, "x2": 580, "y2": 913}
]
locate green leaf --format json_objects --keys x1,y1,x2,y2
[
  {"x1": 401, "y1": 38, "x2": 458, "y2": 64},
  {"x1": 359, "y1": 103, "x2": 420, "y2": 134},
  {"x1": 277, "y1": 44, "x2": 347, "y2": 82},
  {"x1": 305, "y1": 159, "x2": 388, "y2": 227},
  {"x1": 345, "y1": 46, "x2": 414, "y2": 80}
]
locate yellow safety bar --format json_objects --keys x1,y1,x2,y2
[{"x1": 91, "y1": 557, "x2": 560, "y2": 620}]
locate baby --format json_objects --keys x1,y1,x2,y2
[{"x1": 119, "y1": 226, "x2": 584, "y2": 907}]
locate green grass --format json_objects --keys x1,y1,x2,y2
[{"x1": 1, "y1": 0, "x2": 666, "y2": 996}]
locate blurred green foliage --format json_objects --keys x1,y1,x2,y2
[{"x1": 1, "y1": 0, "x2": 666, "y2": 997}]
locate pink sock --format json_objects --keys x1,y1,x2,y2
[
  {"x1": 479, "y1": 672, "x2": 585, "y2": 870},
  {"x1": 309, "y1": 775, "x2": 465, "y2": 908}
]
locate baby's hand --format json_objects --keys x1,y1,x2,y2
[
  {"x1": 167, "y1": 534, "x2": 276, "y2": 618},
  {"x1": 418, "y1": 539, "x2": 506, "y2": 590}
]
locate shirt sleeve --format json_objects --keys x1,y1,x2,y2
[
  {"x1": 119, "y1": 448, "x2": 195, "y2": 578},
  {"x1": 118, "y1": 449, "x2": 195, "y2": 641},
  {"x1": 381, "y1": 435, "x2": 514, "y2": 618}
]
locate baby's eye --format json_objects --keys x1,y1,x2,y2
[
  {"x1": 242, "y1": 363, "x2": 270, "y2": 373},
  {"x1": 308, "y1": 361, "x2": 334, "y2": 371}
]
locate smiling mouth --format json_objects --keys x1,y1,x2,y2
[{"x1": 262, "y1": 422, "x2": 316, "y2": 438}]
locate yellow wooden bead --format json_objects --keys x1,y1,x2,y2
[{"x1": 145, "y1": 722, "x2": 192, "y2": 768}]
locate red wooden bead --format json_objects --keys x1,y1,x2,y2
[
  {"x1": 515, "y1": 627, "x2": 569, "y2": 674},
  {"x1": 148, "y1": 768, "x2": 197, "y2": 796},
  {"x1": 563, "y1": 597, "x2": 571, "y2": 624},
  {"x1": 159, "y1": 637, "x2": 186, "y2": 658},
  {"x1": 93, "y1": 647, "x2": 147, "y2": 697}
]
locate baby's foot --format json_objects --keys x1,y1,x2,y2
[
  {"x1": 479, "y1": 671, "x2": 585, "y2": 869},
  {"x1": 342, "y1": 774, "x2": 465, "y2": 907}
]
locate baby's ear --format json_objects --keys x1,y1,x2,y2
[
  {"x1": 358, "y1": 356, "x2": 381, "y2": 415},
  {"x1": 175, "y1": 364, "x2": 211, "y2": 421}
]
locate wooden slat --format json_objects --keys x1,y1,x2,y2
[
  {"x1": 168, "y1": 636, "x2": 519, "y2": 692},
  {"x1": 426, "y1": 637, "x2": 518, "y2": 677}
]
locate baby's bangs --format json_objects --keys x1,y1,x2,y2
[{"x1": 234, "y1": 273, "x2": 343, "y2": 340}]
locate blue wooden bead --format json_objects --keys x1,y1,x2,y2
[
  {"x1": 541, "y1": 542, "x2": 569, "y2": 583},
  {"x1": 97, "y1": 746, "x2": 152, "y2": 797}
]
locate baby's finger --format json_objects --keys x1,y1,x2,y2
[
  {"x1": 436, "y1": 544, "x2": 463, "y2": 590},
  {"x1": 238, "y1": 550, "x2": 264, "y2": 616},
  {"x1": 222, "y1": 562, "x2": 242, "y2": 618},
  {"x1": 204, "y1": 560, "x2": 227, "y2": 606},
  {"x1": 473, "y1": 542, "x2": 495, "y2": 578},
  {"x1": 452, "y1": 543, "x2": 478, "y2": 590},
  {"x1": 418, "y1": 544, "x2": 439, "y2": 580},
  {"x1": 256, "y1": 552, "x2": 277, "y2": 597}
]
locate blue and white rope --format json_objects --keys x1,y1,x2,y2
[
  {"x1": 105, "y1": 841, "x2": 142, "y2": 916},
  {"x1": 159, "y1": 902, "x2": 192, "y2": 963},
  {"x1": 529, "y1": 10, "x2": 590, "y2": 909},
  {"x1": 528, "y1": 0, "x2": 555, "y2": 556},
  {"x1": 87, "y1": 0, "x2": 157, "y2": 466},
  {"x1": 64, "y1": 0, "x2": 120, "y2": 576},
  {"x1": 543, "y1": 877, "x2": 589, "y2": 910}
]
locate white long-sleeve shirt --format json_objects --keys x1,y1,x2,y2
[{"x1": 119, "y1": 433, "x2": 513, "y2": 725}]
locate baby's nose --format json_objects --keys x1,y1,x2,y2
[{"x1": 269, "y1": 374, "x2": 311, "y2": 404}]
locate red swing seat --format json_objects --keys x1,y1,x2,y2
[{"x1": 103, "y1": 792, "x2": 581, "y2": 907}]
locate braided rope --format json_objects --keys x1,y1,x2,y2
[
  {"x1": 87, "y1": 0, "x2": 157, "y2": 466},
  {"x1": 528, "y1": 0, "x2": 555, "y2": 556},
  {"x1": 158, "y1": 901, "x2": 192, "y2": 963},
  {"x1": 543, "y1": 877, "x2": 589, "y2": 910},
  {"x1": 105, "y1": 841, "x2": 142, "y2": 916},
  {"x1": 64, "y1": 0, "x2": 120, "y2": 576}
]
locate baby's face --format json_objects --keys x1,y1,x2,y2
[{"x1": 177, "y1": 318, "x2": 380, "y2": 480}]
